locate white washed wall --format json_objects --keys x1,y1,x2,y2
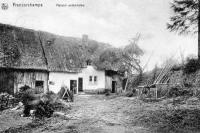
[
  {"x1": 49, "y1": 66, "x2": 106, "y2": 93},
  {"x1": 78, "y1": 66, "x2": 105, "y2": 91},
  {"x1": 49, "y1": 72, "x2": 79, "y2": 93}
]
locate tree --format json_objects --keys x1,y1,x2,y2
[
  {"x1": 121, "y1": 34, "x2": 144, "y2": 89},
  {"x1": 167, "y1": 0, "x2": 199, "y2": 58},
  {"x1": 94, "y1": 47, "x2": 124, "y2": 71},
  {"x1": 95, "y1": 34, "x2": 144, "y2": 75},
  {"x1": 122, "y1": 34, "x2": 144, "y2": 75}
]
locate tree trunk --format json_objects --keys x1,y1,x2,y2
[{"x1": 198, "y1": 1, "x2": 200, "y2": 59}]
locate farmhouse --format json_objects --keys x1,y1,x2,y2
[
  {"x1": 0, "y1": 23, "x2": 125, "y2": 94},
  {"x1": 41, "y1": 32, "x2": 124, "y2": 94}
]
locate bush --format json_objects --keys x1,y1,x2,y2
[
  {"x1": 14, "y1": 85, "x2": 33, "y2": 103},
  {"x1": 168, "y1": 87, "x2": 193, "y2": 98},
  {"x1": 34, "y1": 101, "x2": 54, "y2": 119},
  {"x1": 16, "y1": 85, "x2": 55, "y2": 118},
  {"x1": 171, "y1": 65, "x2": 182, "y2": 71},
  {"x1": 183, "y1": 58, "x2": 200, "y2": 74}
]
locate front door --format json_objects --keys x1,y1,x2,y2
[
  {"x1": 78, "y1": 78, "x2": 83, "y2": 92},
  {"x1": 112, "y1": 81, "x2": 116, "y2": 93},
  {"x1": 70, "y1": 80, "x2": 77, "y2": 94}
]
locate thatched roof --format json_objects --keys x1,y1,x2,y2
[
  {"x1": 0, "y1": 23, "x2": 112, "y2": 72},
  {"x1": 0, "y1": 23, "x2": 47, "y2": 70},
  {"x1": 38, "y1": 32, "x2": 112, "y2": 72}
]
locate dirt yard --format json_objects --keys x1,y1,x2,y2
[
  {"x1": 57, "y1": 94, "x2": 151, "y2": 133},
  {"x1": 3, "y1": 94, "x2": 200, "y2": 133},
  {"x1": 31, "y1": 94, "x2": 153, "y2": 133},
  {"x1": 1, "y1": 94, "x2": 157, "y2": 133},
  {"x1": 2, "y1": 94, "x2": 200, "y2": 133}
]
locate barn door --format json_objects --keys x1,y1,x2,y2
[
  {"x1": 70, "y1": 80, "x2": 77, "y2": 94},
  {"x1": 0, "y1": 70, "x2": 14, "y2": 94},
  {"x1": 78, "y1": 78, "x2": 83, "y2": 92}
]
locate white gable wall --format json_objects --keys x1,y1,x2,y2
[{"x1": 78, "y1": 66, "x2": 105, "y2": 91}]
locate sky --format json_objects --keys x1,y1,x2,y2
[{"x1": 0, "y1": 0, "x2": 198, "y2": 71}]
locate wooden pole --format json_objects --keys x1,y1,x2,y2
[
  {"x1": 155, "y1": 87, "x2": 158, "y2": 99},
  {"x1": 124, "y1": 78, "x2": 128, "y2": 92},
  {"x1": 198, "y1": 1, "x2": 200, "y2": 59}
]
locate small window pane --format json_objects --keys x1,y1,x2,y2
[
  {"x1": 94, "y1": 76, "x2": 97, "y2": 82},
  {"x1": 35, "y1": 81, "x2": 44, "y2": 87},
  {"x1": 89, "y1": 76, "x2": 92, "y2": 82}
]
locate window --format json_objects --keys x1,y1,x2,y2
[
  {"x1": 35, "y1": 81, "x2": 44, "y2": 87},
  {"x1": 94, "y1": 76, "x2": 97, "y2": 82},
  {"x1": 89, "y1": 76, "x2": 92, "y2": 82}
]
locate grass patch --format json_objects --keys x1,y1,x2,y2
[{"x1": 134, "y1": 108, "x2": 200, "y2": 133}]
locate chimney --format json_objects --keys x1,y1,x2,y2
[{"x1": 82, "y1": 34, "x2": 88, "y2": 46}]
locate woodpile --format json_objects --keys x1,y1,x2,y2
[{"x1": 0, "y1": 92, "x2": 18, "y2": 111}]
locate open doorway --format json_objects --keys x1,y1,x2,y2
[
  {"x1": 112, "y1": 81, "x2": 116, "y2": 93},
  {"x1": 70, "y1": 80, "x2": 77, "y2": 94},
  {"x1": 78, "y1": 77, "x2": 83, "y2": 92}
]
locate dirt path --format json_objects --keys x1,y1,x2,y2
[{"x1": 40, "y1": 94, "x2": 151, "y2": 133}]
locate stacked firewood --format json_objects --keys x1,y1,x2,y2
[{"x1": 0, "y1": 93, "x2": 17, "y2": 111}]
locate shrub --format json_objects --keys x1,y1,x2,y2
[
  {"x1": 171, "y1": 64, "x2": 182, "y2": 71},
  {"x1": 16, "y1": 85, "x2": 55, "y2": 118},
  {"x1": 34, "y1": 101, "x2": 54, "y2": 119},
  {"x1": 183, "y1": 58, "x2": 200, "y2": 74},
  {"x1": 167, "y1": 86, "x2": 193, "y2": 98}
]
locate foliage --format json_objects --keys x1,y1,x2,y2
[
  {"x1": 136, "y1": 108, "x2": 200, "y2": 132},
  {"x1": 15, "y1": 85, "x2": 36, "y2": 105},
  {"x1": 122, "y1": 34, "x2": 144, "y2": 74},
  {"x1": 167, "y1": 0, "x2": 199, "y2": 34},
  {"x1": 183, "y1": 57, "x2": 200, "y2": 74},
  {"x1": 34, "y1": 101, "x2": 54, "y2": 119},
  {"x1": 167, "y1": 87, "x2": 193, "y2": 97},
  {"x1": 130, "y1": 73, "x2": 143, "y2": 88},
  {"x1": 171, "y1": 64, "x2": 182, "y2": 71},
  {"x1": 94, "y1": 48, "x2": 124, "y2": 71},
  {"x1": 94, "y1": 34, "x2": 144, "y2": 75},
  {"x1": 15, "y1": 85, "x2": 56, "y2": 118}
]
